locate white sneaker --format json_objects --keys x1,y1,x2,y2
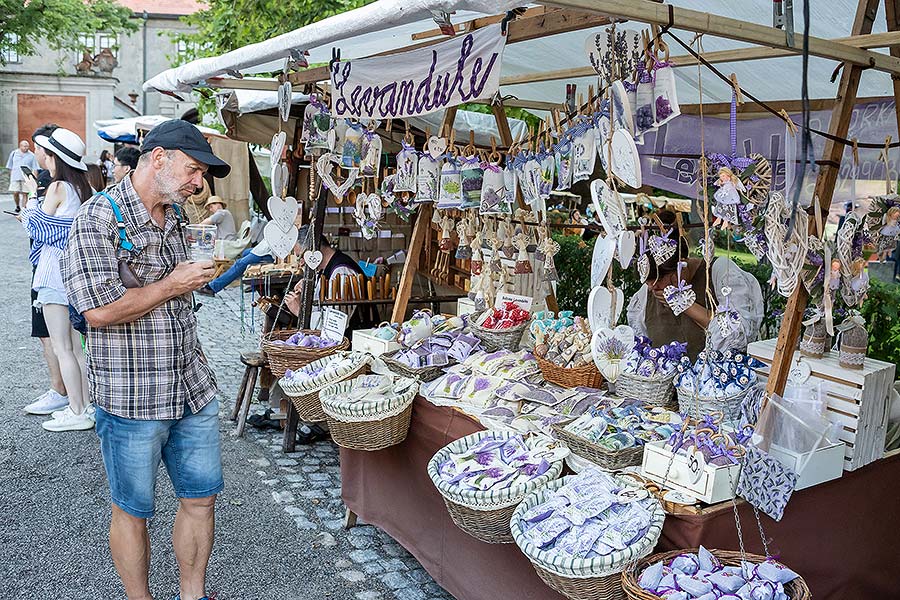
[
  {"x1": 24, "y1": 390, "x2": 69, "y2": 415},
  {"x1": 52, "y1": 402, "x2": 95, "y2": 420},
  {"x1": 42, "y1": 407, "x2": 95, "y2": 432}
]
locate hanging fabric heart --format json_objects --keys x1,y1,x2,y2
[
  {"x1": 663, "y1": 261, "x2": 696, "y2": 316},
  {"x1": 590, "y1": 179, "x2": 627, "y2": 237},
  {"x1": 268, "y1": 195, "x2": 298, "y2": 233},
  {"x1": 264, "y1": 221, "x2": 298, "y2": 260},
  {"x1": 648, "y1": 229, "x2": 677, "y2": 265},
  {"x1": 303, "y1": 250, "x2": 323, "y2": 270},
  {"x1": 617, "y1": 230, "x2": 636, "y2": 269},
  {"x1": 426, "y1": 135, "x2": 448, "y2": 160},
  {"x1": 270, "y1": 162, "x2": 288, "y2": 198},
  {"x1": 316, "y1": 153, "x2": 359, "y2": 199},
  {"x1": 611, "y1": 129, "x2": 642, "y2": 188},
  {"x1": 590, "y1": 234, "x2": 617, "y2": 287},
  {"x1": 278, "y1": 81, "x2": 292, "y2": 122},
  {"x1": 587, "y1": 286, "x2": 625, "y2": 331},
  {"x1": 270, "y1": 131, "x2": 287, "y2": 164}
]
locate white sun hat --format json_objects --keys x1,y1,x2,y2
[{"x1": 34, "y1": 128, "x2": 87, "y2": 171}]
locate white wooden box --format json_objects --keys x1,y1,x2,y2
[
  {"x1": 456, "y1": 297, "x2": 476, "y2": 317},
  {"x1": 768, "y1": 440, "x2": 845, "y2": 490},
  {"x1": 748, "y1": 338, "x2": 896, "y2": 471},
  {"x1": 641, "y1": 440, "x2": 741, "y2": 504},
  {"x1": 351, "y1": 329, "x2": 400, "y2": 357}
]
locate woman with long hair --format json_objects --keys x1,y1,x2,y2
[
  {"x1": 25, "y1": 128, "x2": 94, "y2": 432},
  {"x1": 99, "y1": 149, "x2": 114, "y2": 184},
  {"x1": 86, "y1": 164, "x2": 106, "y2": 192}
]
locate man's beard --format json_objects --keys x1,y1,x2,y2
[{"x1": 155, "y1": 162, "x2": 195, "y2": 204}]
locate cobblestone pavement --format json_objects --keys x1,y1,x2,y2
[{"x1": 0, "y1": 193, "x2": 453, "y2": 600}]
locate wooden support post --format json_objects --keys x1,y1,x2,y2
[
  {"x1": 766, "y1": 0, "x2": 880, "y2": 398},
  {"x1": 884, "y1": 0, "x2": 900, "y2": 140}
]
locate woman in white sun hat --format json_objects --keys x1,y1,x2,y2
[{"x1": 22, "y1": 128, "x2": 94, "y2": 433}]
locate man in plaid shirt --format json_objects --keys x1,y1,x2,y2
[{"x1": 62, "y1": 120, "x2": 230, "y2": 600}]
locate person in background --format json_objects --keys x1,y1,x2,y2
[
  {"x1": 837, "y1": 201, "x2": 854, "y2": 232},
  {"x1": 22, "y1": 123, "x2": 68, "y2": 417},
  {"x1": 626, "y1": 210, "x2": 763, "y2": 360},
  {"x1": 62, "y1": 119, "x2": 230, "y2": 600},
  {"x1": 200, "y1": 195, "x2": 236, "y2": 240},
  {"x1": 99, "y1": 150, "x2": 115, "y2": 185},
  {"x1": 24, "y1": 128, "x2": 94, "y2": 432},
  {"x1": 7, "y1": 139, "x2": 39, "y2": 212},
  {"x1": 86, "y1": 164, "x2": 106, "y2": 193},
  {"x1": 185, "y1": 177, "x2": 212, "y2": 223},
  {"x1": 112, "y1": 147, "x2": 140, "y2": 184}
]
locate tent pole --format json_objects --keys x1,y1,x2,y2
[
  {"x1": 766, "y1": 0, "x2": 880, "y2": 399},
  {"x1": 884, "y1": 0, "x2": 900, "y2": 141}
]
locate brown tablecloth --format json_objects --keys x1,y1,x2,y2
[{"x1": 340, "y1": 396, "x2": 900, "y2": 600}]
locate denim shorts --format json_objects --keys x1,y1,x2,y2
[{"x1": 95, "y1": 399, "x2": 224, "y2": 519}]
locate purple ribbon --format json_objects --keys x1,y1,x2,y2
[
  {"x1": 483, "y1": 162, "x2": 502, "y2": 173},
  {"x1": 400, "y1": 140, "x2": 417, "y2": 155},
  {"x1": 672, "y1": 261, "x2": 690, "y2": 293}
]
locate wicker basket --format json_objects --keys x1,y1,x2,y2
[
  {"x1": 279, "y1": 353, "x2": 370, "y2": 422},
  {"x1": 510, "y1": 476, "x2": 665, "y2": 600},
  {"x1": 615, "y1": 371, "x2": 676, "y2": 409},
  {"x1": 551, "y1": 423, "x2": 645, "y2": 471},
  {"x1": 470, "y1": 311, "x2": 528, "y2": 352},
  {"x1": 427, "y1": 431, "x2": 564, "y2": 544},
  {"x1": 381, "y1": 349, "x2": 450, "y2": 382},
  {"x1": 621, "y1": 548, "x2": 812, "y2": 600},
  {"x1": 676, "y1": 385, "x2": 747, "y2": 422},
  {"x1": 536, "y1": 355, "x2": 604, "y2": 389},
  {"x1": 262, "y1": 329, "x2": 350, "y2": 378},
  {"x1": 320, "y1": 377, "x2": 418, "y2": 451}
]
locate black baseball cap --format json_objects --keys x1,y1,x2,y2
[{"x1": 140, "y1": 119, "x2": 231, "y2": 178}]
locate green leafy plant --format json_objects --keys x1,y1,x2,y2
[{"x1": 858, "y1": 278, "x2": 900, "y2": 365}]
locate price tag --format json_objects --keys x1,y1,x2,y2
[
  {"x1": 616, "y1": 488, "x2": 650, "y2": 504},
  {"x1": 687, "y1": 448, "x2": 706, "y2": 485},
  {"x1": 309, "y1": 309, "x2": 323, "y2": 331},
  {"x1": 320, "y1": 307, "x2": 348, "y2": 342},
  {"x1": 788, "y1": 361, "x2": 812, "y2": 385},
  {"x1": 495, "y1": 292, "x2": 533, "y2": 312}
]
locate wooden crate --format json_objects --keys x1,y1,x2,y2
[{"x1": 748, "y1": 338, "x2": 896, "y2": 471}]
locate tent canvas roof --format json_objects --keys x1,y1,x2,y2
[{"x1": 144, "y1": 0, "x2": 896, "y2": 108}]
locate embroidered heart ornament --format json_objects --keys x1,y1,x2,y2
[
  {"x1": 278, "y1": 81, "x2": 292, "y2": 122},
  {"x1": 268, "y1": 195, "x2": 298, "y2": 233},
  {"x1": 270, "y1": 131, "x2": 287, "y2": 163},
  {"x1": 303, "y1": 250, "x2": 323, "y2": 270},
  {"x1": 617, "y1": 230, "x2": 636, "y2": 268},
  {"x1": 426, "y1": 136, "x2": 448, "y2": 160},
  {"x1": 264, "y1": 221, "x2": 298, "y2": 260},
  {"x1": 664, "y1": 284, "x2": 696, "y2": 316},
  {"x1": 587, "y1": 285, "x2": 625, "y2": 331}
]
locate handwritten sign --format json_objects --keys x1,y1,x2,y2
[
  {"x1": 321, "y1": 307, "x2": 348, "y2": 343},
  {"x1": 495, "y1": 292, "x2": 533, "y2": 312},
  {"x1": 330, "y1": 24, "x2": 507, "y2": 120}
]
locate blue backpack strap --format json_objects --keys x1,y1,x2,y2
[{"x1": 98, "y1": 191, "x2": 134, "y2": 251}]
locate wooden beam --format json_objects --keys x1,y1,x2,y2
[
  {"x1": 391, "y1": 106, "x2": 458, "y2": 322},
  {"x1": 500, "y1": 30, "x2": 900, "y2": 86},
  {"x1": 288, "y1": 8, "x2": 613, "y2": 86},
  {"x1": 766, "y1": 0, "x2": 880, "y2": 398},
  {"x1": 678, "y1": 95, "x2": 891, "y2": 116},
  {"x1": 545, "y1": 0, "x2": 900, "y2": 76},
  {"x1": 410, "y1": 6, "x2": 550, "y2": 40},
  {"x1": 884, "y1": 0, "x2": 900, "y2": 142},
  {"x1": 205, "y1": 77, "x2": 280, "y2": 91}
]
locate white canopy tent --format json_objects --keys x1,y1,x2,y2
[{"x1": 144, "y1": 0, "x2": 898, "y2": 107}]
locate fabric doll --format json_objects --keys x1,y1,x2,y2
[
  {"x1": 513, "y1": 232, "x2": 533, "y2": 275},
  {"x1": 712, "y1": 167, "x2": 746, "y2": 229}
]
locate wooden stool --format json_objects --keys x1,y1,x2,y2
[{"x1": 232, "y1": 351, "x2": 267, "y2": 437}]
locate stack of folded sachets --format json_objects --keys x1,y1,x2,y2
[
  {"x1": 519, "y1": 469, "x2": 659, "y2": 559},
  {"x1": 391, "y1": 328, "x2": 483, "y2": 369},
  {"x1": 564, "y1": 400, "x2": 683, "y2": 452},
  {"x1": 674, "y1": 349, "x2": 764, "y2": 398},
  {"x1": 637, "y1": 546, "x2": 801, "y2": 600},
  {"x1": 437, "y1": 434, "x2": 567, "y2": 493}
]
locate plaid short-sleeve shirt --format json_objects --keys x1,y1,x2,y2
[{"x1": 62, "y1": 176, "x2": 217, "y2": 420}]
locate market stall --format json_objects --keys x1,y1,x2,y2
[{"x1": 142, "y1": 1, "x2": 900, "y2": 600}]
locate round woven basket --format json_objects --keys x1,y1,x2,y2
[
  {"x1": 470, "y1": 311, "x2": 528, "y2": 352},
  {"x1": 676, "y1": 385, "x2": 747, "y2": 422},
  {"x1": 615, "y1": 371, "x2": 676, "y2": 409},
  {"x1": 620, "y1": 548, "x2": 812, "y2": 600},
  {"x1": 320, "y1": 377, "x2": 418, "y2": 451},
  {"x1": 427, "y1": 431, "x2": 564, "y2": 544},
  {"x1": 551, "y1": 422, "x2": 644, "y2": 471},
  {"x1": 381, "y1": 349, "x2": 450, "y2": 382},
  {"x1": 279, "y1": 353, "x2": 370, "y2": 422},
  {"x1": 262, "y1": 329, "x2": 350, "y2": 378},
  {"x1": 510, "y1": 476, "x2": 665, "y2": 600},
  {"x1": 535, "y1": 355, "x2": 604, "y2": 389}
]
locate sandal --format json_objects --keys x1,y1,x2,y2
[
  {"x1": 296, "y1": 423, "x2": 329, "y2": 445},
  {"x1": 247, "y1": 409, "x2": 281, "y2": 431}
]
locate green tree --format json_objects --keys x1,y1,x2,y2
[
  {"x1": 0, "y1": 0, "x2": 136, "y2": 64},
  {"x1": 172, "y1": 0, "x2": 373, "y2": 66}
]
